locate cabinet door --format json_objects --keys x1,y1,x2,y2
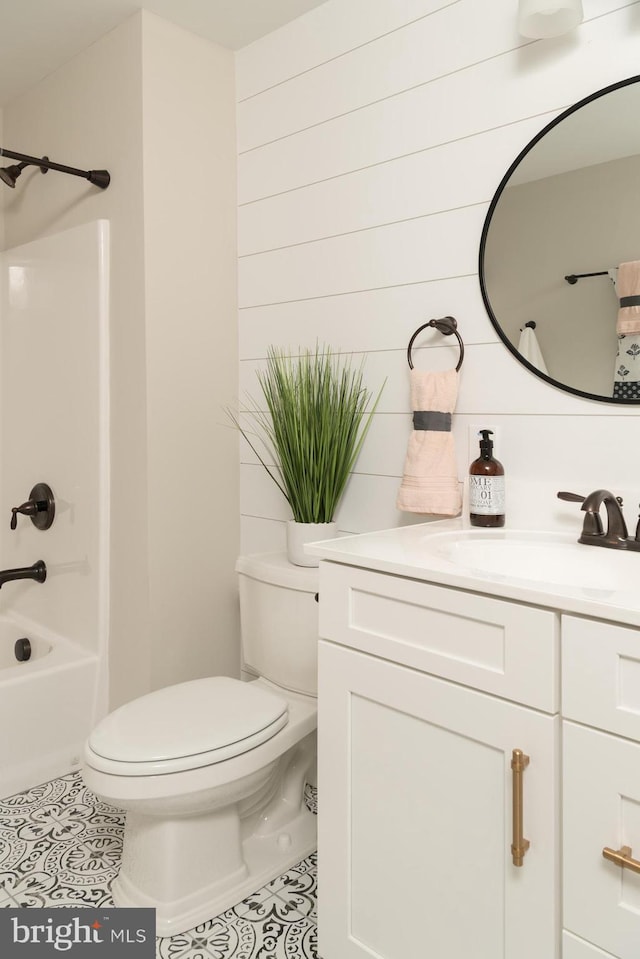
[
  {"x1": 564, "y1": 721, "x2": 640, "y2": 958},
  {"x1": 563, "y1": 615, "x2": 640, "y2": 741},
  {"x1": 318, "y1": 640, "x2": 559, "y2": 959}
]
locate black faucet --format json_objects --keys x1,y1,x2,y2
[
  {"x1": 0, "y1": 560, "x2": 47, "y2": 589},
  {"x1": 558, "y1": 490, "x2": 640, "y2": 552}
]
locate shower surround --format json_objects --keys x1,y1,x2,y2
[{"x1": 0, "y1": 220, "x2": 110, "y2": 798}]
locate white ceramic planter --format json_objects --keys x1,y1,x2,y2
[{"x1": 286, "y1": 520, "x2": 338, "y2": 567}]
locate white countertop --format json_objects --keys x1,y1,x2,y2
[{"x1": 306, "y1": 518, "x2": 640, "y2": 628}]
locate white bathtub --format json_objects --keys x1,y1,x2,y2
[{"x1": 0, "y1": 614, "x2": 99, "y2": 799}]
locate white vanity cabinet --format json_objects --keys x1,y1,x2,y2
[
  {"x1": 311, "y1": 522, "x2": 640, "y2": 959},
  {"x1": 317, "y1": 562, "x2": 560, "y2": 959}
]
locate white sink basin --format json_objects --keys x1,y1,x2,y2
[{"x1": 425, "y1": 529, "x2": 640, "y2": 594}]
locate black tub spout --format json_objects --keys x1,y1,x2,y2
[{"x1": 0, "y1": 560, "x2": 46, "y2": 589}]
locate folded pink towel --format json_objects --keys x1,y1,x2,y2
[
  {"x1": 616, "y1": 260, "x2": 640, "y2": 335},
  {"x1": 396, "y1": 368, "x2": 462, "y2": 516}
]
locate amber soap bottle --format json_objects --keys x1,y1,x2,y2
[{"x1": 469, "y1": 429, "x2": 505, "y2": 527}]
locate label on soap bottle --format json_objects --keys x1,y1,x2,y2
[{"x1": 469, "y1": 475, "x2": 506, "y2": 515}]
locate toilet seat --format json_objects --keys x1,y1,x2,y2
[{"x1": 86, "y1": 676, "x2": 289, "y2": 776}]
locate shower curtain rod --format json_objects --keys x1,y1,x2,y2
[
  {"x1": 0, "y1": 147, "x2": 110, "y2": 189},
  {"x1": 564, "y1": 270, "x2": 609, "y2": 284}
]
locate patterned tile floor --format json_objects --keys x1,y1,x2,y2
[{"x1": 0, "y1": 772, "x2": 319, "y2": 958}]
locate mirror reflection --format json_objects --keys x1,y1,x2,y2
[{"x1": 479, "y1": 75, "x2": 640, "y2": 403}]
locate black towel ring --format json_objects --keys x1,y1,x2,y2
[{"x1": 407, "y1": 316, "x2": 464, "y2": 371}]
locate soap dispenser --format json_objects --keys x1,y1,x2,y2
[{"x1": 469, "y1": 429, "x2": 505, "y2": 527}]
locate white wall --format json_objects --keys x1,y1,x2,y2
[
  {"x1": 236, "y1": 0, "x2": 640, "y2": 550},
  {"x1": 2, "y1": 11, "x2": 240, "y2": 708},
  {"x1": 141, "y1": 13, "x2": 239, "y2": 689}
]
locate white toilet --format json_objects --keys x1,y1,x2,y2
[{"x1": 82, "y1": 553, "x2": 319, "y2": 936}]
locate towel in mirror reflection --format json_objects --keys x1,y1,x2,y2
[{"x1": 518, "y1": 325, "x2": 548, "y2": 375}]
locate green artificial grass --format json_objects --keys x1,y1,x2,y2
[{"x1": 230, "y1": 346, "x2": 384, "y2": 524}]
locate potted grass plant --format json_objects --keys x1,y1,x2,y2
[{"x1": 229, "y1": 345, "x2": 384, "y2": 566}]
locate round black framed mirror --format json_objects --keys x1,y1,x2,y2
[{"x1": 479, "y1": 75, "x2": 640, "y2": 404}]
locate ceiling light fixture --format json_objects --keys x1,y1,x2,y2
[{"x1": 517, "y1": 0, "x2": 583, "y2": 38}]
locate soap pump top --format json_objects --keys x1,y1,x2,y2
[
  {"x1": 478, "y1": 429, "x2": 495, "y2": 460},
  {"x1": 469, "y1": 429, "x2": 505, "y2": 527}
]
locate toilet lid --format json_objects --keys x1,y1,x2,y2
[{"x1": 88, "y1": 677, "x2": 288, "y2": 767}]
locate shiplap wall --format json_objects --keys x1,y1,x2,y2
[{"x1": 236, "y1": 0, "x2": 640, "y2": 555}]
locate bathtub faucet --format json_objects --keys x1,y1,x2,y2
[{"x1": 0, "y1": 560, "x2": 46, "y2": 589}]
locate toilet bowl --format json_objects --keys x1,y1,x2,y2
[{"x1": 82, "y1": 553, "x2": 319, "y2": 936}]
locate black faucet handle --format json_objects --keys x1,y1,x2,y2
[
  {"x1": 10, "y1": 501, "x2": 38, "y2": 530},
  {"x1": 557, "y1": 491, "x2": 586, "y2": 503},
  {"x1": 557, "y1": 491, "x2": 603, "y2": 536},
  {"x1": 9, "y1": 483, "x2": 55, "y2": 531}
]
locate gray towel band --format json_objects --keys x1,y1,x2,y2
[
  {"x1": 620, "y1": 295, "x2": 640, "y2": 308},
  {"x1": 413, "y1": 410, "x2": 452, "y2": 431}
]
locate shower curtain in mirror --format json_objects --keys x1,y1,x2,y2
[
  {"x1": 613, "y1": 334, "x2": 640, "y2": 399},
  {"x1": 612, "y1": 262, "x2": 640, "y2": 399}
]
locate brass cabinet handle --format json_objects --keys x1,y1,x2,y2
[
  {"x1": 511, "y1": 749, "x2": 530, "y2": 867},
  {"x1": 602, "y1": 845, "x2": 640, "y2": 874}
]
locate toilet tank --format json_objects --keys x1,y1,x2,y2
[{"x1": 236, "y1": 552, "x2": 319, "y2": 697}]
